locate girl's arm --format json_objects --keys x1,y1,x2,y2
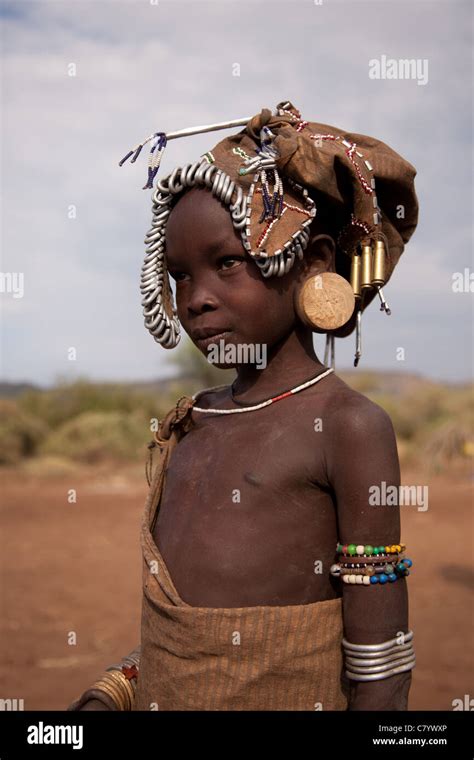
[{"x1": 327, "y1": 393, "x2": 413, "y2": 711}]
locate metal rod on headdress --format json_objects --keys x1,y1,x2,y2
[
  {"x1": 119, "y1": 116, "x2": 254, "y2": 189},
  {"x1": 164, "y1": 117, "x2": 254, "y2": 141},
  {"x1": 377, "y1": 287, "x2": 391, "y2": 315},
  {"x1": 354, "y1": 309, "x2": 362, "y2": 367},
  {"x1": 324, "y1": 334, "x2": 335, "y2": 370},
  {"x1": 119, "y1": 117, "x2": 253, "y2": 166}
]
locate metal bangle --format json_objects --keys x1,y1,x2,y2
[
  {"x1": 343, "y1": 630, "x2": 413, "y2": 652},
  {"x1": 346, "y1": 646, "x2": 415, "y2": 668},
  {"x1": 123, "y1": 645, "x2": 141, "y2": 665},
  {"x1": 346, "y1": 658, "x2": 416, "y2": 682},
  {"x1": 343, "y1": 641, "x2": 414, "y2": 660},
  {"x1": 124, "y1": 651, "x2": 140, "y2": 667},
  {"x1": 346, "y1": 653, "x2": 416, "y2": 675},
  {"x1": 102, "y1": 671, "x2": 134, "y2": 711},
  {"x1": 91, "y1": 678, "x2": 125, "y2": 711}
]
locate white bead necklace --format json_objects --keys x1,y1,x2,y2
[{"x1": 191, "y1": 367, "x2": 334, "y2": 415}]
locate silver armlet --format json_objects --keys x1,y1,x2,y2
[{"x1": 343, "y1": 630, "x2": 415, "y2": 682}]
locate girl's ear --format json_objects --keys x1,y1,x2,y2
[
  {"x1": 300, "y1": 234, "x2": 337, "y2": 277},
  {"x1": 294, "y1": 233, "x2": 355, "y2": 334}
]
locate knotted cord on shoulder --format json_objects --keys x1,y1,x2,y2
[{"x1": 145, "y1": 395, "x2": 196, "y2": 486}]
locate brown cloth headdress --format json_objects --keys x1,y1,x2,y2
[{"x1": 120, "y1": 100, "x2": 419, "y2": 365}]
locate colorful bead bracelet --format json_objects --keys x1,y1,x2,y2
[
  {"x1": 342, "y1": 571, "x2": 408, "y2": 585},
  {"x1": 331, "y1": 558, "x2": 413, "y2": 585},
  {"x1": 336, "y1": 543, "x2": 406, "y2": 557},
  {"x1": 337, "y1": 554, "x2": 402, "y2": 565},
  {"x1": 340, "y1": 564, "x2": 397, "y2": 575}
]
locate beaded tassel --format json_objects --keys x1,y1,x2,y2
[
  {"x1": 258, "y1": 167, "x2": 284, "y2": 222},
  {"x1": 237, "y1": 127, "x2": 285, "y2": 226},
  {"x1": 143, "y1": 133, "x2": 168, "y2": 189},
  {"x1": 119, "y1": 131, "x2": 167, "y2": 189}
]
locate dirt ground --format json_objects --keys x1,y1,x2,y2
[{"x1": 1, "y1": 462, "x2": 472, "y2": 711}]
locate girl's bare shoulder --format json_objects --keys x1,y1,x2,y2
[{"x1": 305, "y1": 371, "x2": 395, "y2": 438}]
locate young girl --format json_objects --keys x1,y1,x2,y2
[{"x1": 69, "y1": 101, "x2": 418, "y2": 711}]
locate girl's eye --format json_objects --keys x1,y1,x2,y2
[
  {"x1": 169, "y1": 256, "x2": 244, "y2": 281},
  {"x1": 220, "y1": 256, "x2": 244, "y2": 270}
]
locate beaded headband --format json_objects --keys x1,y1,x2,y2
[{"x1": 119, "y1": 100, "x2": 419, "y2": 362}]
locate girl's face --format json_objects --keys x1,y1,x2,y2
[{"x1": 165, "y1": 186, "x2": 305, "y2": 364}]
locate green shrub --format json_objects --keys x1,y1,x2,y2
[
  {"x1": 16, "y1": 378, "x2": 172, "y2": 429},
  {"x1": 0, "y1": 399, "x2": 49, "y2": 465},
  {"x1": 39, "y1": 410, "x2": 152, "y2": 464}
]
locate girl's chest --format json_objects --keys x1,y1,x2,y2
[
  {"x1": 149, "y1": 409, "x2": 338, "y2": 606},
  {"x1": 165, "y1": 409, "x2": 326, "y2": 497},
  {"x1": 152, "y1": 409, "x2": 333, "y2": 548}
]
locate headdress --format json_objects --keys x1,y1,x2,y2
[{"x1": 119, "y1": 101, "x2": 418, "y2": 365}]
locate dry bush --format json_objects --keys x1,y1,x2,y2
[
  {"x1": 417, "y1": 416, "x2": 474, "y2": 473},
  {"x1": 39, "y1": 410, "x2": 152, "y2": 464},
  {"x1": 16, "y1": 379, "x2": 172, "y2": 429},
  {"x1": 0, "y1": 399, "x2": 49, "y2": 465}
]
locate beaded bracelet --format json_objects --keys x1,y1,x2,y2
[
  {"x1": 341, "y1": 572, "x2": 407, "y2": 585},
  {"x1": 337, "y1": 554, "x2": 402, "y2": 565},
  {"x1": 339, "y1": 559, "x2": 409, "y2": 571},
  {"x1": 331, "y1": 558, "x2": 413, "y2": 585},
  {"x1": 336, "y1": 555, "x2": 402, "y2": 575},
  {"x1": 336, "y1": 543, "x2": 406, "y2": 557},
  {"x1": 340, "y1": 565, "x2": 397, "y2": 576}
]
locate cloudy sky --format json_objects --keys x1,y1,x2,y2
[{"x1": 1, "y1": 0, "x2": 472, "y2": 387}]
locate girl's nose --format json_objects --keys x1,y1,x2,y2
[{"x1": 186, "y1": 281, "x2": 220, "y2": 316}]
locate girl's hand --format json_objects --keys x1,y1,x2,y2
[
  {"x1": 67, "y1": 691, "x2": 117, "y2": 711},
  {"x1": 79, "y1": 698, "x2": 114, "y2": 711}
]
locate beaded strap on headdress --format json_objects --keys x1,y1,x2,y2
[{"x1": 238, "y1": 126, "x2": 284, "y2": 223}]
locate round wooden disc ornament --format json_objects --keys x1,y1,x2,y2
[{"x1": 295, "y1": 272, "x2": 356, "y2": 332}]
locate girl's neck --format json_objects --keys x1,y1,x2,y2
[{"x1": 231, "y1": 327, "x2": 326, "y2": 403}]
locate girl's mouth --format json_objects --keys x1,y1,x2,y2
[{"x1": 195, "y1": 331, "x2": 231, "y2": 351}]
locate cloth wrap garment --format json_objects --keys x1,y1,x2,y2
[{"x1": 133, "y1": 396, "x2": 350, "y2": 711}]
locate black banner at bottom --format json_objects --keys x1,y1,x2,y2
[{"x1": 0, "y1": 710, "x2": 472, "y2": 758}]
